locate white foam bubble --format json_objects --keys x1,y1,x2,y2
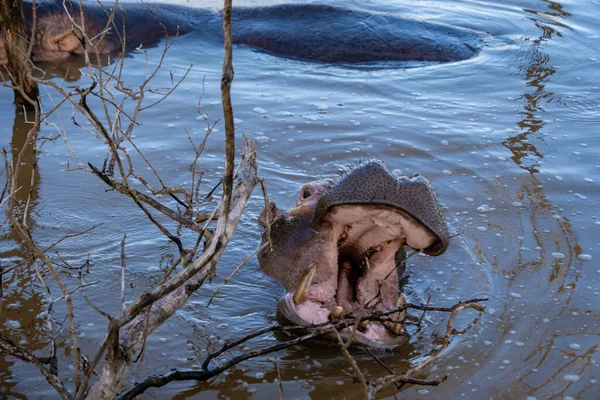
[
  {"x1": 253, "y1": 107, "x2": 267, "y2": 114},
  {"x1": 563, "y1": 374, "x2": 580, "y2": 382},
  {"x1": 255, "y1": 136, "x2": 270, "y2": 143},
  {"x1": 477, "y1": 204, "x2": 495, "y2": 213}
]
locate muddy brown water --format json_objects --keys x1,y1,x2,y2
[{"x1": 1, "y1": 0, "x2": 599, "y2": 398}]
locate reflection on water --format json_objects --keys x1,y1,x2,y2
[
  {"x1": 493, "y1": 2, "x2": 598, "y2": 399},
  {"x1": 0, "y1": 0, "x2": 599, "y2": 398},
  {"x1": 505, "y1": 0, "x2": 571, "y2": 173},
  {"x1": 0, "y1": 109, "x2": 44, "y2": 399}
]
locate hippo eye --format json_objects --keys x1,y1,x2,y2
[{"x1": 302, "y1": 187, "x2": 314, "y2": 199}]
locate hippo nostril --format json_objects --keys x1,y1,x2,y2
[{"x1": 258, "y1": 201, "x2": 278, "y2": 228}]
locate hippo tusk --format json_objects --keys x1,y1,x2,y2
[
  {"x1": 388, "y1": 294, "x2": 407, "y2": 334},
  {"x1": 292, "y1": 264, "x2": 316, "y2": 305}
]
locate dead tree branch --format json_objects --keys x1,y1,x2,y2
[
  {"x1": 115, "y1": 328, "x2": 333, "y2": 400},
  {"x1": 84, "y1": 138, "x2": 259, "y2": 399},
  {"x1": 219, "y1": 0, "x2": 235, "y2": 223},
  {"x1": 0, "y1": 332, "x2": 73, "y2": 400}
]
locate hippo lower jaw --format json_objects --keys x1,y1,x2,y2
[
  {"x1": 277, "y1": 293, "x2": 408, "y2": 350},
  {"x1": 275, "y1": 205, "x2": 437, "y2": 349}
]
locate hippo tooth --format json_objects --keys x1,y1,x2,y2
[
  {"x1": 389, "y1": 294, "x2": 407, "y2": 334},
  {"x1": 293, "y1": 263, "x2": 316, "y2": 305},
  {"x1": 358, "y1": 319, "x2": 370, "y2": 331},
  {"x1": 328, "y1": 306, "x2": 344, "y2": 322}
]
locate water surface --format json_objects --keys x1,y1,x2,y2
[{"x1": 1, "y1": 0, "x2": 599, "y2": 399}]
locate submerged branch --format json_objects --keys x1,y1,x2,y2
[
  {"x1": 116, "y1": 296, "x2": 486, "y2": 399},
  {"x1": 0, "y1": 332, "x2": 72, "y2": 400},
  {"x1": 367, "y1": 302, "x2": 486, "y2": 399},
  {"x1": 116, "y1": 328, "x2": 332, "y2": 400}
]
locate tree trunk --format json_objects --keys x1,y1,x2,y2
[{"x1": 0, "y1": 0, "x2": 39, "y2": 108}]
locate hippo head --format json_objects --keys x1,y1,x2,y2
[{"x1": 258, "y1": 160, "x2": 449, "y2": 349}]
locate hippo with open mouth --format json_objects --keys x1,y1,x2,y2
[
  {"x1": 0, "y1": 1, "x2": 485, "y2": 65},
  {"x1": 258, "y1": 160, "x2": 449, "y2": 349}
]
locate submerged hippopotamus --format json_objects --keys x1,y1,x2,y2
[
  {"x1": 0, "y1": 1, "x2": 485, "y2": 65},
  {"x1": 258, "y1": 160, "x2": 449, "y2": 349}
]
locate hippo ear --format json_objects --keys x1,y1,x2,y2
[{"x1": 49, "y1": 30, "x2": 82, "y2": 52}]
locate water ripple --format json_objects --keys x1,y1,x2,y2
[{"x1": 553, "y1": 93, "x2": 600, "y2": 122}]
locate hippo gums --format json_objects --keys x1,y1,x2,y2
[
  {"x1": 0, "y1": 1, "x2": 485, "y2": 65},
  {"x1": 258, "y1": 160, "x2": 449, "y2": 349}
]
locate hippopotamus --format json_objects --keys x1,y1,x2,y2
[
  {"x1": 258, "y1": 160, "x2": 449, "y2": 349},
  {"x1": 0, "y1": 1, "x2": 485, "y2": 65}
]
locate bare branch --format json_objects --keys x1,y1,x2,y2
[
  {"x1": 206, "y1": 242, "x2": 268, "y2": 306},
  {"x1": 219, "y1": 0, "x2": 235, "y2": 223},
  {"x1": 115, "y1": 328, "x2": 333, "y2": 400},
  {"x1": 84, "y1": 138, "x2": 259, "y2": 399},
  {"x1": 268, "y1": 357, "x2": 285, "y2": 400},
  {"x1": 334, "y1": 329, "x2": 369, "y2": 399},
  {"x1": 121, "y1": 233, "x2": 127, "y2": 312},
  {"x1": 0, "y1": 332, "x2": 72, "y2": 400},
  {"x1": 367, "y1": 302, "x2": 486, "y2": 398},
  {"x1": 88, "y1": 162, "x2": 202, "y2": 233}
]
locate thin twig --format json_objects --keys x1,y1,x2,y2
[
  {"x1": 367, "y1": 302, "x2": 486, "y2": 398},
  {"x1": 116, "y1": 328, "x2": 332, "y2": 400},
  {"x1": 268, "y1": 357, "x2": 285, "y2": 400},
  {"x1": 206, "y1": 242, "x2": 268, "y2": 307},
  {"x1": 121, "y1": 234, "x2": 127, "y2": 312},
  {"x1": 334, "y1": 329, "x2": 368, "y2": 399},
  {"x1": 418, "y1": 295, "x2": 432, "y2": 326}
]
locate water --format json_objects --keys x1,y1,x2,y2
[{"x1": 1, "y1": 0, "x2": 599, "y2": 399}]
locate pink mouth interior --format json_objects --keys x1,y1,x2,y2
[{"x1": 285, "y1": 205, "x2": 437, "y2": 345}]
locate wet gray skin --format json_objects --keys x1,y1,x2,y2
[
  {"x1": 258, "y1": 160, "x2": 449, "y2": 349},
  {"x1": 0, "y1": 1, "x2": 485, "y2": 65}
]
